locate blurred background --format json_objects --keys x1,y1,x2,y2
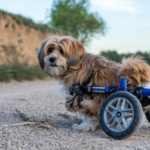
[{"x1": 0, "y1": 0, "x2": 150, "y2": 82}]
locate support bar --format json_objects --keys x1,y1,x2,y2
[{"x1": 92, "y1": 87, "x2": 109, "y2": 94}]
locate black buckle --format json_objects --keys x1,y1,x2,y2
[
  {"x1": 109, "y1": 85, "x2": 117, "y2": 94},
  {"x1": 133, "y1": 86, "x2": 143, "y2": 100},
  {"x1": 67, "y1": 86, "x2": 84, "y2": 107}
]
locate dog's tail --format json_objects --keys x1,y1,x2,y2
[{"x1": 118, "y1": 55, "x2": 150, "y2": 87}]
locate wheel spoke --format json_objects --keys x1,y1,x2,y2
[
  {"x1": 117, "y1": 119, "x2": 123, "y2": 131},
  {"x1": 124, "y1": 114, "x2": 133, "y2": 118},
  {"x1": 121, "y1": 99, "x2": 126, "y2": 110},
  {"x1": 107, "y1": 115, "x2": 115, "y2": 124},
  {"x1": 110, "y1": 119, "x2": 116, "y2": 128},
  {"x1": 122, "y1": 118, "x2": 128, "y2": 128},
  {"x1": 108, "y1": 104, "x2": 117, "y2": 110},
  {"x1": 106, "y1": 109, "x2": 113, "y2": 115},
  {"x1": 121, "y1": 108, "x2": 133, "y2": 112},
  {"x1": 116, "y1": 98, "x2": 121, "y2": 110}
]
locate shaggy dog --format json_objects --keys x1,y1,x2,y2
[{"x1": 38, "y1": 35, "x2": 150, "y2": 131}]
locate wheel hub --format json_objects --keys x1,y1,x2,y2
[{"x1": 116, "y1": 112, "x2": 121, "y2": 117}]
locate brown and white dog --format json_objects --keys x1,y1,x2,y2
[{"x1": 38, "y1": 35, "x2": 150, "y2": 131}]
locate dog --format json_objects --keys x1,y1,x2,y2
[{"x1": 38, "y1": 35, "x2": 150, "y2": 131}]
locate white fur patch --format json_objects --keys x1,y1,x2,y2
[
  {"x1": 72, "y1": 117, "x2": 99, "y2": 131},
  {"x1": 59, "y1": 81, "x2": 70, "y2": 98}
]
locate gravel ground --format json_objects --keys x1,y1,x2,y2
[{"x1": 0, "y1": 79, "x2": 150, "y2": 150}]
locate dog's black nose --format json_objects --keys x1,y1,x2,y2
[{"x1": 49, "y1": 57, "x2": 56, "y2": 63}]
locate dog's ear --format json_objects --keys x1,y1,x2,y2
[
  {"x1": 60, "y1": 36, "x2": 86, "y2": 58},
  {"x1": 37, "y1": 39, "x2": 47, "y2": 69},
  {"x1": 71, "y1": 38, "x2": 86, "y2": 58}
]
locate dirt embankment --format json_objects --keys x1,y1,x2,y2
[{"x1": 0, "y1": 11, "x2": 55, "y2": 66}]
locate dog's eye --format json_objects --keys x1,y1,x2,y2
[
  {"x1": 48, "y1": 47, "x2": 53, "y2": 53},
  {"x1": 60, "y1": 49, "x2": 64, "y2": 54}
]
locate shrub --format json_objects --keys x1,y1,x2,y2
[{"x1": 0, "y1": 64, "x2": 48, "y2": 82}]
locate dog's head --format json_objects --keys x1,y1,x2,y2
[{"x1": 38, "y1": 35, "x2": 85, "y2": 78}]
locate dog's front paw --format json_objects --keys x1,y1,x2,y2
[
  {"x1": 72, "y1": 118, "x2": 98, "y2": 132},
  {"x1": 72, "y1": 124, "x2": 92, "y2": 131}
]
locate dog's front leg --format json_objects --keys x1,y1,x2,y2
[
  {"x1": 72, "y1": 116, "x2": 99, "y2": 131},
  {"x1": 65, "y1": 96, "x2": 100, "y2": 131},
  {"x1": 71, "y1": 98, "x2": 100, "y2": 131},
  {"x1": 65, "y1": 96, "x2": 80, "y2": 112}
]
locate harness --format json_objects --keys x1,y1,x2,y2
[{"x1": 66, "y1": 73, "x2": 93, "y2": 108}]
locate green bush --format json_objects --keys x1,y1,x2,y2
[
  {"x1": 0, "y1": 66, "x2": 12, "y2": 81},
  {"x1": 0, "y1": 64, "x2": 48, "y2": 82}
]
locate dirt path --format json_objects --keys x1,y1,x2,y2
[{"x1": 0, "y1": 80, "x2": 150, "y2": 150}]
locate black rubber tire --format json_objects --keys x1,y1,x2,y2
[
  {"x1": 100, "y1": 91, "x2": 143, "y2": 140},
  {"x1": 145, "y1": 110, "x2": 150, "y2": 122}
]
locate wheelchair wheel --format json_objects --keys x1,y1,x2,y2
[
  {"x1": 100, "y1": 91, "x2": 143, "y2": 140},
  {"x1": 145, "y1": 110, "x2": 150, "y2": 122}
]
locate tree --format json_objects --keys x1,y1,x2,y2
[
  {"x1": 100, "y1": 50, "x2": 150, "y2": 65},
  {"x1": 48, "y1": 0, "x2": 106, "y2": 44},
  {"x1": 101, "y1": 50, "x2": 121, "y2": 62}
]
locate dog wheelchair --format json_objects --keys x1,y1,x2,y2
[{"x1": 68, "y1": 78, "x2": 150, "y2": 139}]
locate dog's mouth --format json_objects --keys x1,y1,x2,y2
[{"x1": 50, "y1": 64, "x2": 57, "y2": 67}]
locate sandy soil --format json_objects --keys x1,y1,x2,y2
[{"x1": 0, "y1": 80, "x2": 150, "y2": 150}]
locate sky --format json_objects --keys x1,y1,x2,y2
[{"x1": 0, "y1": 0, "x2": 150, "y2": 54}]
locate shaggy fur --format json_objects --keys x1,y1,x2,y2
[{"x1": 38, "y1": 35, "x2": 150, "y2": 130}]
